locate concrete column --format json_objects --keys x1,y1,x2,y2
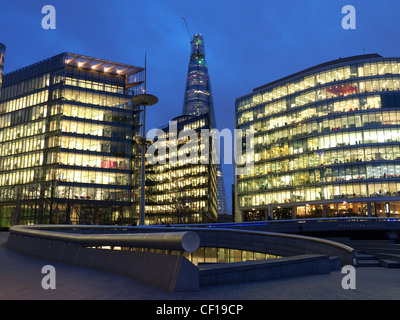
[
  {"x1": 367, "y1": 202, "x2": 372, "y2": 217},
  {"x1": 385, "y1": 202, "x2": 390, "y2": 217},
  {"x1": 292, "y1": 207, "x2": 296, "y2": 219},
  {"x1": 322, "y1": 204, "x2": 327, "y2": 218}
]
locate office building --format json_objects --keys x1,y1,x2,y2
[
  {"x1": 0, "y1": 51, "x2": 144, "y2": 227},
  {"x1": 0, "y1": 43, "x2": 5, "y2": 96},
  {"x1": 145, "y1": 113, "x2": 218, "y2": 224},
  {"x1": 235, "y1": 54, "x2": 400, "y2": 221}
]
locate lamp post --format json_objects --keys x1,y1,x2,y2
[{"x1": 132, "y1": 93, "x2": 158, "y2": 225}]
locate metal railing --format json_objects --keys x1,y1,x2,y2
[{"x1": 8, "y1": 224, "x2": 200, "y2": 252}]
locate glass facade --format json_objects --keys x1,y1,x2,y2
[
  {"x1": 0, "y1": 52, "x2": 145, "y2": 227},
  {"x1": 235, "y1": 54, "x2": 400, "y2": 221},
  {"x1": 145, "y1": 113, "x2": 218, "y2": 224},
  {"x1": 0, "y1": 43, "x2": 5, "y2": 98},
  {"x1": 182, "y1": 34, "x2": 228, "y2": 215}
]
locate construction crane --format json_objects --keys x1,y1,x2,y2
[{"x1": 182, "y1": 16, "x2": 193, "y2": 41}]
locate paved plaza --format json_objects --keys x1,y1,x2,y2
[{"x1": 1, "y1": 232, "x2": 400, "y2": 300}]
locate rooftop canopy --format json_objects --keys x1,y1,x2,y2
[{"x1": 64, "y1": 53, "x2": 144, "y2": 76}]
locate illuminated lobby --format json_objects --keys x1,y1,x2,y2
[{"x1": 235, "y1": 54, "x2": 400, "y2": 221}]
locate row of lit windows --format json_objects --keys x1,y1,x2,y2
[
  {"x1": 252, "y1": 145, "x2": 400, "y2": 175},
  {"x1": 238, "y1": 181, "x2": 400, "y2": 207},
  {"x1": 1, "y1": 73, "x2": 50, "y2": 101},
  {"x1": 0, "y1": 136, "x2": 45, "y2": 157},
  {"x1": 64, "y1": 88, "x2": 130, "y2": 109},
  {"x1": 237, "y1": 76, "x2": 400, "y2": 125},
  {"x1": 240, "y1": 95, "x2": 381, "y2": 132},
  {"x1": 0, "y1": 169, "x2": 41, "y2": 187},
  {"x1": 65, "y1": 77, "x2": 124, "y2": 94},
  {"x1": 59, "y1": 153, "x2": 130, "y2": 170},
  {"x1": 60, "y1": 136, "x2": 131, "y2": 155},
  {"x1": 237, "y1": 60, "x2": 400, "y2": 111},
  {"x1": 183, "y1": 119, "x2": 207, "y2": 131},
  {"x1": 0, "y1": 119, "x2": 46, "y2": 143},
  {"x1": 59, "y1": 104, "x2": 133, "y2": 123},
  {"x1": 0, "y1": 89, "x2": 48, "y2": 114},
  {"x1": 60, "y1": 120, "x2": 132, "y2": 139},
  {"x1": 250, "y1": 127, "x2": 400, "y2": 161},
  {"x1": 57, "y1": 186, "x2": 130, "y2": 202},
  {"x1": 252, "y1": 109, "x2": 400, "y2": 147},
  {"x1": 0, "y1": 151, "x2": 43, "y2": 172},
  {"x1": 0, "y1": 104, "x2": 48, "y2": 130},
  {"x1": 152, "y1": 165, "x2": 208, "y2": 183},
  {"x1": 151, "y1": 188, "x2": 207, "y2": 202},
  {"x1": 145, "y1": 201, "x2": 208, "y2": 214},
  {"x1": 239, "y1": 162, "x2": 400, "y2": 193},
  {"x1": 0, "y1": 185, "x2": 130, "y2": 202},
  {"x1": 152, "y1": 176, "x2": 208, "y2": 193},
  {"x1": 59, "y1": 169, "x2": 130, "y2": 186}
]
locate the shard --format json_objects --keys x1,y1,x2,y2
[
  {"x1": 0, "y1": 43, "x2": 5, "y2": 97},
  {"x1": 182, "y1": 34, "x2": 228, "y2": 215}
]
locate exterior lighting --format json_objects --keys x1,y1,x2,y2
[{"x1": 131, "y1": 61, "x2": 158, "y2": 225}]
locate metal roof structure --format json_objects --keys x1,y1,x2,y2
[{"x1": 64, "y1": 52, "x2": 144, "y2": 76}]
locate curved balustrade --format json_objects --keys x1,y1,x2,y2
[{"x1": 8, "y1": 224, "x2": 200, "y2": 252}]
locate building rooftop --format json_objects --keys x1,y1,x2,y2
[
  {"x1": 4, "y1": 52, "x2": 143, "y2": 78},
  {"x1": 252, "y1": 53, "x2": 383, "y2": 94},
  {"x1": 63, "y1": 53, "x2": 143, "y2": 76}
]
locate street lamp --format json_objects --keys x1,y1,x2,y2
[{"x1": 132, "y1": 93, "x2": 158, "y2": 225}]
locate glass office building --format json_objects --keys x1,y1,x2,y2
[
  {"x1": 0, "y1": 52, "x2": 145, "y2": 227},
  {"x1": 145, "y1": 113, "x2": 218, "y2": 224},
  {"x1": 182, "y1": 34, "x2": 228, "y2": 216},
  {"x1": 0, "y1": 43, "x2": 5, "y2": 97},
  {"x1": 235, "y1": 54, "x2": 400, "y2": 221}
]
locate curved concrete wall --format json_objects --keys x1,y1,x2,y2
[
  {"x1": 135, "y1": 226, "x2": 356, "y2": 266},
  {"x1": 6, "y1": 225, "x2": 200, "y2": 292}
]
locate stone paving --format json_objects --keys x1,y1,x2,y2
[{"x1": 1, "y1": 232, "x2": 400, "y2": 300}]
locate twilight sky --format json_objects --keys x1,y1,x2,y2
[{"x1": 2, "y1": 0, "x2": 400, "y2": 214}]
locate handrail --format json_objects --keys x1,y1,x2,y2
[
  {"x1": 133, "y1": 225, "x2": 356, "y2": 256},
  {"x1": 8, "y1": 225, "x2": 200, "y2": 252}
]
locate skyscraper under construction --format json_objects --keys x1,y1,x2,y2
[{"x1": 182, "y1": 34, "x2": 228, "y2": 215}]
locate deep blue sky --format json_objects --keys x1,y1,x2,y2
[{"x1": 2, "y1": 0, "x2": 400, "y2": 214}]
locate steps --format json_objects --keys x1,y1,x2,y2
[
  {"x1": 332, "y1": 239, "x2": 400, "y2": 269},
  {"x1": 379, "y1": 259, "x2": 400, "y2": 268},
  {"x1": 355, "y1": 253, "x2": 381, "y2": 267}
]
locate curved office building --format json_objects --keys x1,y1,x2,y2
[{"x1": 235, "y1": 54, "x2": 400, "y2": 221}]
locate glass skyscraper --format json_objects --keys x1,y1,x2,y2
[
  {"x1": 235, "y1": 54, "x2": 400, "y2": 221},
  {"x1": 0, "y1": 43, "x2": 5, "y2": 97},
  {"x1": 182, "y1": 34, "x2": 228, "y2": 215},
  {"x1": 0, "y1": 52, "x2": 145, "y2": 227}
]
